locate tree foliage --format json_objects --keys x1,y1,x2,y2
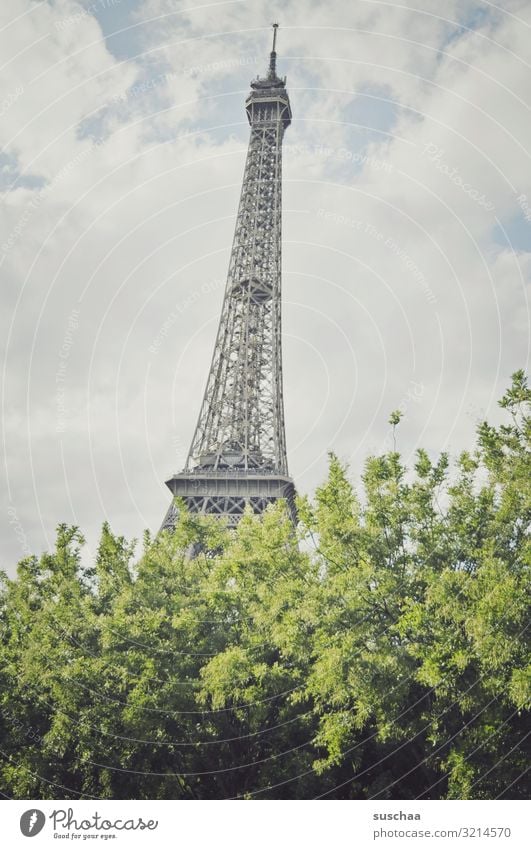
[{"x1": 1, "y1": 373, "x2": 529, "y2": 799}]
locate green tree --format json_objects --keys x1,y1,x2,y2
[{"x1": 0, "y1": 374, "x2": 528, "y2": 799}]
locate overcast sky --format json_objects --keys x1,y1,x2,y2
[{"x1": 1, "y1": 0, "x2": 530, "y2": 574}]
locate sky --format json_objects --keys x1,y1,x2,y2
[{"x1": 1, "y1": 0, "x2": 530, "y2": 574}]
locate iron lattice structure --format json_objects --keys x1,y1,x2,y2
[{"x1": 161, "y1": 26, "x2": 296, "y2": 530}]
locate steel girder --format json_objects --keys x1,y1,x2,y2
[{"x1": 161, "y1": 37, "x2": 295, "y2": 531}]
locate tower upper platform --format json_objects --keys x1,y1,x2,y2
[{"x1": 245, "y1": 24, "x2": 291, "y2": 128}]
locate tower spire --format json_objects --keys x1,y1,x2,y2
[{"x1": 268, "y1": 22, "x2": 279, "y2": 79}]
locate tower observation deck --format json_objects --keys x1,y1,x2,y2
[{"x1": 161, "y1": 25, "x2": 296, "y2": 529}]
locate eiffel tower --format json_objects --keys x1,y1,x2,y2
[{"x1": 161, "y1": 25, "x2": 296, "y2": 531}]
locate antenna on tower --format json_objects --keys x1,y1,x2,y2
[{"x1": 268, "y1": 22, "x2": 279, "y2": 78}]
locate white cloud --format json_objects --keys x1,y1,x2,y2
[{"x1": 1, "y1": 0, "x2": 529, "y2": 573}]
